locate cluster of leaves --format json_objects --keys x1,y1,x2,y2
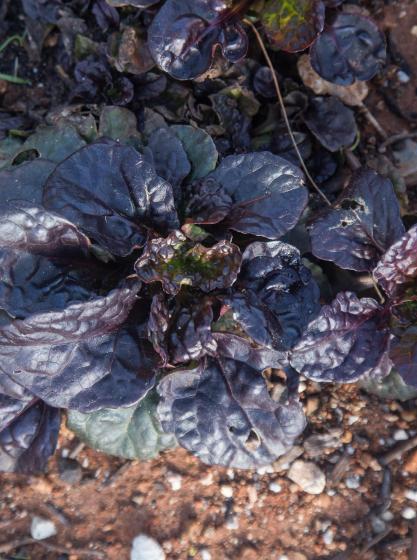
[
  {"x1": 1, "y1": 0, "x2": 414, "y2": 475},
  {"x1": 0, "y1": 101, "x2": 415, "y2": 473},
  {"x1": 148, "y1": 0, "x2": 386, "y2": 84}
]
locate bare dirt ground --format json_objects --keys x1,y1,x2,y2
[{"x1": 1, "y1": 1, "x2": 417, "y2": 559}]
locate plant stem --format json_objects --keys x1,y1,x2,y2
[
  {"x1": 244, "y1": 19, "x2": 332, "y2": 207},
  {"x1": 0, "y1": 34, "x2": 24, "y2": 55},
  {"x1": 0, "y1": 72, "x2": 31, "y2": 85}
]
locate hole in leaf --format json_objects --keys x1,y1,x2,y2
[
  {"x1": 12, "y1": 148, "x2": 40, "y2": 166},
  {"x1": 244, "y1": 429, "x2": 261, "y2": 451},
  {"x1": 341, "y1": 199, "x2": 364, "y2": 212}
]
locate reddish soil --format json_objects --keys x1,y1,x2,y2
[{"x1": 1, "y1": 383, "x2": 417, "y2": 560}]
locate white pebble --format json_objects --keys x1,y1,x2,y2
[
  {"x1": 348, "y1": 415, "x2": 359, "y2": 425},
  {"x1": 256, "y1": 464, "x2": 274, "y2": 475},
  {"x1": 200, "y1": 472, "x2": 214, "y2": 486},
  {"x1": 323, "y1": 528, "x2": 334, "y2": 545},
  {"x1": 220, "y1": 485, "x2": 234, "y2": 498},
  {"x1": 401, "y1": 507, "x2": 416, "y2": 520},
  {"x1": 30, "y1": 517, "x2": 57, "y2": 540},
  {"x1": 166, "y1": 472, "x2": 182, "y2": 491},
  {"x1": 130, "y1": 534, "x2": 165, "y2": 560},
  {"x1": 381, "y1": 510, "x2": 394, "y2": 521},
  {"x1": 393, "y1": 429, "x2": 408, "y2": 441},
  {"x1": 405, "y1": 489, "x2": 417, "y2": 502},
  {"x1": 345, "y1": 475, "x2": 361, "y2": 490},
  {"x1": 397, "y1": 70, "x2": 411, "y2": 83},
  {"x1": 225, "y1": 515, "x2": 239, "y2": 530},
  {"x1": 200, "y1": 549, "x2": 212, "y2": 560},
  {"x1": 269, "y1": 482, "x2": 282, "y2": 494}
]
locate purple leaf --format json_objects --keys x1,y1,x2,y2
[
  {"x1": 157, "y1": 358, "x2": 306, "y2": 468},
  {"x1": 186, "y1": 152, "x2": 308, "y2": 240},
  {"x1": 44, "y1": 140, "x2": 179, "y2": 256},
  {"x1": 0, "y1": 282, "x2": 158, "y2": 412},
  {"x1": 290, "y1": 291, "x2": 392, "y2": 382},
  {"x1": 303, "y1": 96, "x2": 357, "y2": 152},
  {"x1": 148, "y1": 0, "x2": 248, "y2": 80},
  {"x1": 0, "y1": 400, "x2": 60, "y2": 474},
  {"x1": 310, "y1": 13, "x2": 386, "y2": 86},
  {"x1": 309, "y1": 169, "x2": 405, "y2": 272},
  {"x1": 239, "y1": 241, "x2": 321, "y2": 348},
  {"x1": 374, "y1": 225, "x2": 417, "y2": 299}
]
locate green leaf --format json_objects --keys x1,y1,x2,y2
[
  {"x1": 261, "y1": 0, "x2": 325, "y2": 53},
  {"x1": 67, "y1": 392, "x2": 176, "y2": 460},
  {"x1": 171, "y1": 125, "x2": 218, "y2": 180},
  {"x1": 11, "y1": 124, "x2": 86, "y2": 164},
  {"x1": 360, "y1": 370, "x2": 417, "y2": 402},
  {"x1": 98, "y1": 106, "x2": 141, "y2": 144}
]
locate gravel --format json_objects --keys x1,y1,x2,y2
[
  {"x1": 130, "y1": 534, "x2": 165, "y2": 560},
  {"x1": 30, "y1": 517, "x2": 57, "y2": 540},
  {"x1": 287, "y1": 460, "x2": 326, "y2": 495}
]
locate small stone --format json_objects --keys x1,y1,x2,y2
[
  {"x1": 401, "y1": 507, "x2": 416, "y2": 520},
  {"x1": 58, "y1": 457, "x2": 82, "y2": 485},
  {"x1": 397, "y1": 70, "x2": 411, "y2": 84},
  {"x1": 30, "y1": 517, "x2": 57, "y2": 540},
  {"x1": 220, "y1": 485, "x2": 234, "y2": 498},
  {"x1": 393, "y1": 429, "x2": 408, "y2": 441},
  {"x1": 401, "y1": 410, "x2": 416, "y2": 422},
  {"x1": 381, "y1": 511, "x2": 394, "y2": 522},
  {"x1": 273, "y1": 446, "x2": 304, "y2": 472},
  {"x1": 341, "y1": 431, "x2": 352, "y2": 444},
  {"x1": 322, "y1": 528, "x2": 334, "y2": 545},
  {"x1": 306, "y1": 397, "x2": 320, "y2": 416},
  {"x1": 225, "y1": 515, "x2": 239, "y2": 530},
  {"x1": 347, "y1": 415, "x2": 359, "y2": 425},
  {"x1": 371, "y1": 516, "x2": 386, "y2": 534},
  {"x1": 404, "y1": 450, "x2": 417, "y2": 473},
  {"x1": 345, "y1": 475, "x2": 361, "y2": 490},
  {"x1": 166, "y1": 472, "x2": 182, "y2": 492},
  {"x1": 298, "y1": 381, "x2": 307, "y2": 393},
  {"x1": 405, "y1": 489, "x2": 417, "y2": 502},
  {"x1": 287, "y1": 460, "x2": 326, "y2": 495},
  {"x1": 200, "y1": 472, "x2": 214, "y2": 486},
  {"x1": 256, "y1": 464, "x2": 274, "y2": 475},
  {"x1": 200, "y1": 549, "x2": 212, "y2": 560},
  {"x1": 269, "y1": 482, "x2": 282, "y2": 493},
  {"x1": 130, "y1": 534, "x2": 165, "y2": 560},
  {"x1": 412, "y1": 25, "x2": 417, "y2": 37},
  {"x1": 132, "y1": 494, "x2": 145, "y2": 506}
]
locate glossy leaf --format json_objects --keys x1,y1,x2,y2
[
  {"x1": 262, "y1": 0, "x2": 325, "y2": 52},
  {"x1": 135, "y1": 231, "x2": 241, "y2": 295},
  {"x1": 309, "y1": 169, "x2": 405, "y2": 272},
  {"x1": 0, "y1": 283, "x2": 158, "y2": 412},
  {"x1": 44, "y1": 141, "x2": 179, "y2": 256},
  {"x1": 0, "y1": 203, "x2": 90, "y2": 255},
  {"x1": 239, "y1": 241, "x2": 321, "y2": 348},
  {"x1": 148, "y1": 0, "x2": 248, "y2": 80},
  {"x1": 0, "y1": 401, "x2": 60, "y2": 474},
  {"x1": 0, "y1": 250, "x2": 102, "y2": 318},
  {"x1": 303, "y1": 96, "x2": 357, "y2": 152},
  {"x1": 187, "y1": 152, "x2": 308, "y2": 239},
  {"x1": 310, "y1": 13, "x2": 386, "y2": 86},
  {"x1": 67, "y1": 391, "x2": 176, "y2": 460},
  {"x1": 146, "y1": 127, "x2": 191, "y2": 187},
  {"x1": 157, "y1": 358, "x2": 306, "y2": 468},
  {"x1": 374, "y1": 225, "x2": 417, "y2": 299},
  {"x1": 290, "y1": 291, "x2": 392, "y2": 383}
]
